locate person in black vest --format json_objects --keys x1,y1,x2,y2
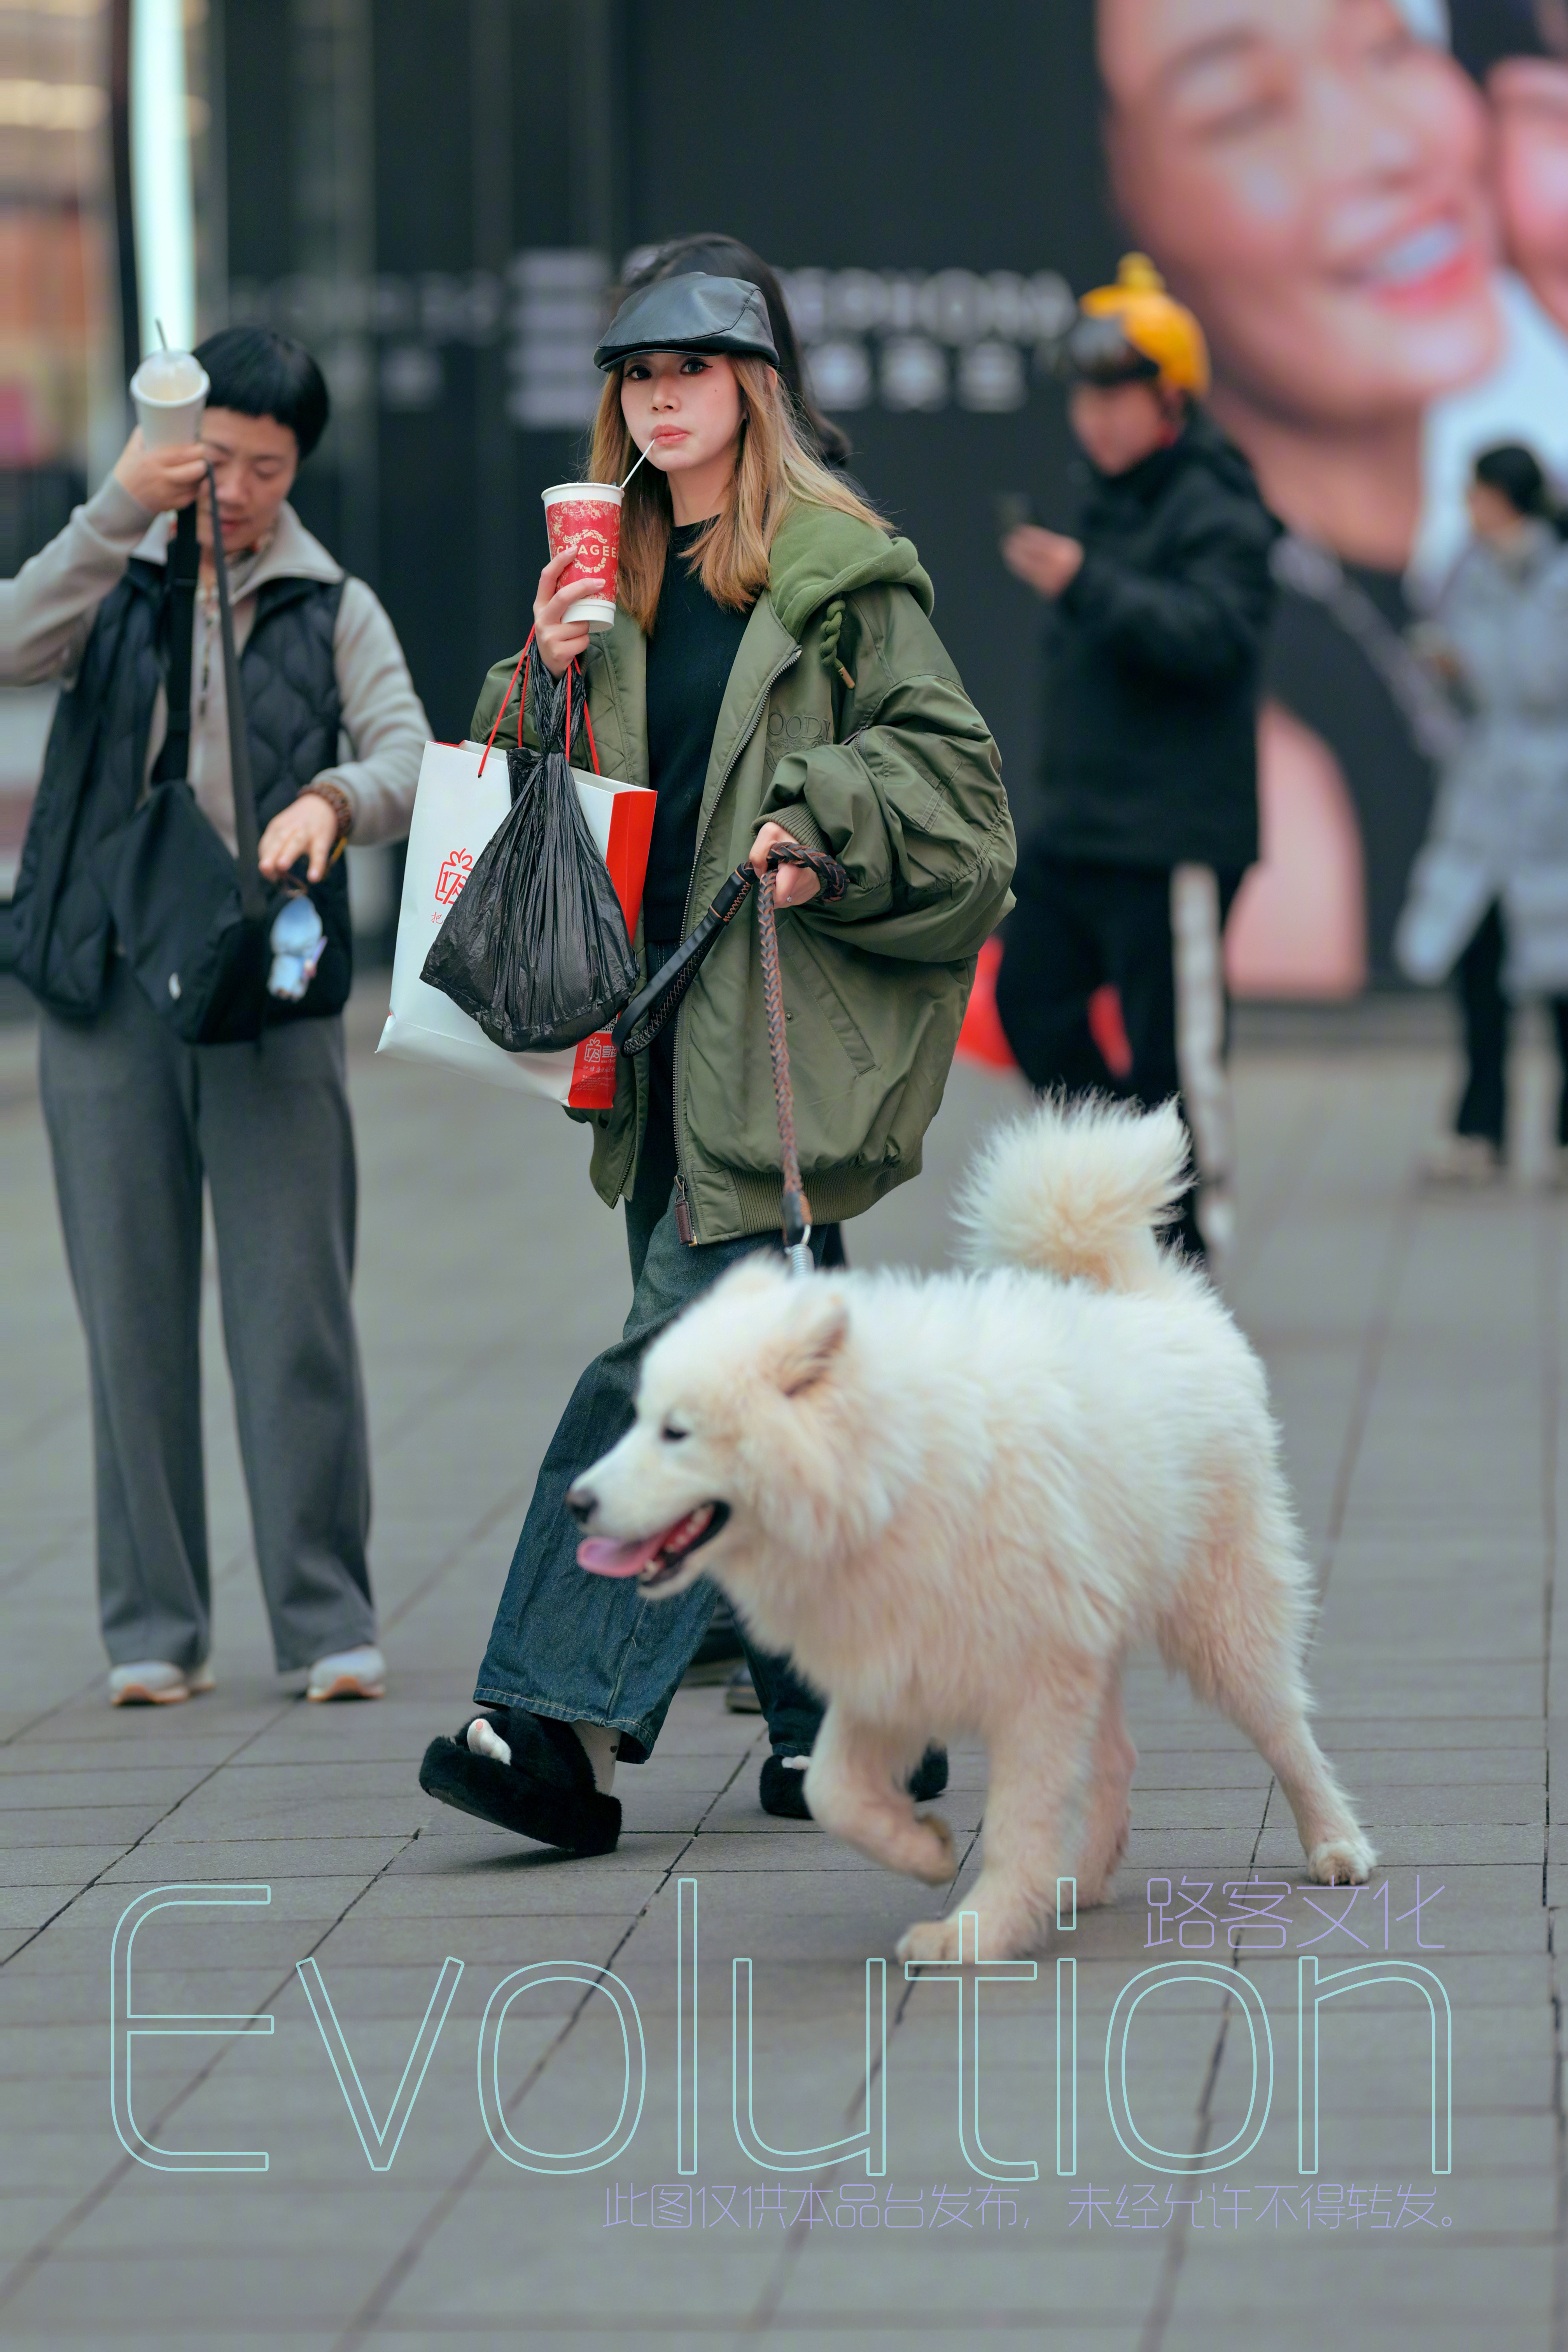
[
  {"x1": 1, "y1": 327, "x2": 429, "y2": 1706},
  {"x1": 995, "y1": 258, "x2": 1279, "y2": 1265}
]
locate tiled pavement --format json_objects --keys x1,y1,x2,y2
[{"x1": 1, "y1": 993, "x2": 1564, "y2": 2350}]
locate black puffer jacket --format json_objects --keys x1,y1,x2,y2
[
  {"x1": 3, "y1": 564, "x2": 349, "y2": 1021},
  {"x1": 1032, "y1": 411, "x2": 1281, "y2": 872}
]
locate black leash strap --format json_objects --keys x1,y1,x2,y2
[
  {"x1": 610, "y1": 844, "x2": 847, "y2": 1058},
  {"x1": 611, "y1": 863, "x2": 754, "y2": 1055},
  {"x1": 755, "y1": 863, "x2": 812, "y2": 1264},
  {"x1": 611, "y1": 842, "x2": 849, "y2": 1275}
]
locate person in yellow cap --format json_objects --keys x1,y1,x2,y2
[{"x1": 997, "y1": 256, "x2": 1280, "y2": 1265}]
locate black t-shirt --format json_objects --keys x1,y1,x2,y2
[{"x1": 641, "y1": 521, "x2": 752, "y2": 940}]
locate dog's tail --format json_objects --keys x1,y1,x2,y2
[{"x1": 954, "y1": 1094, "x2": 1192, "y2": 1293}]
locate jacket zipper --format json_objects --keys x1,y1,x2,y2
[{"x1": 672, "y1": 642, "x2": 803, "y2": 1243}]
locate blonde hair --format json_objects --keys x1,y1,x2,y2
[{"x1": 585, "y1": 356, "x2": 887, "y2": 633}]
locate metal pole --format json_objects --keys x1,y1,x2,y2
[{"x1": 108, "y1": 0, "x2": 141, "y2": 385}]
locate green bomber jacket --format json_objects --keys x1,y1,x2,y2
[{"x1": 471, "y1": 497, "x2": 1015, "y2": 1244}]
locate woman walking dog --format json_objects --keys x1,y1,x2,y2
[{"x1": 420, "y1": 269, "x2": 1013, "y2": 1852}]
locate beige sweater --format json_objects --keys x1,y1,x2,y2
[{"x1": 0, "y1": 477, "x2": 429, "y2": 854}]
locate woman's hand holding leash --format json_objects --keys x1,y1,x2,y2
[{"x1": 752, "y1": 821, "x2": 821, "y2": 905}]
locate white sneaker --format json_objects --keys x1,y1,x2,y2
[
  {"x1": 108, "y1": 1661, "x2": 215, "y2": 1707},
  {"x1": 306, "y1": 1645, "x2": 386, "y2": 1702},
  {"x1": 1419, "y1": 1134, "x2": 1504, "y2": 1187}
]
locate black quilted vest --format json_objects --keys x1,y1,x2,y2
[{"x1": 3, "y1": 557, "x2": 351, "y2": 1023}]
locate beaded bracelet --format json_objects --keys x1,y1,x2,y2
[{"x1": 301, "y1": 778, "x2": 354, "y2": 841}]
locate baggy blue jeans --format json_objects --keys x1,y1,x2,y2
[{"x1": 474, "y1": 969, "x2": 835, "y2": 1762}]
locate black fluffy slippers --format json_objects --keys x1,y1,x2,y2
[
  {"x1": 759, "y1": 1745, "x2": 950, "y2": 1823},
  {"x1": 418, "y1": 1707, "x2": 621, "y2": 1856},
  {"x1": 420, "y1": 1713, "x2": 950, "y2": 1847}
]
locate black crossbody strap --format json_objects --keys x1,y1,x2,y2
[
  {"x1": 150, "y1": 501, "x2": 199, "y2": 785},
  {"x1": 203, "y1": 464, "x2": 267, "y2": 922}
]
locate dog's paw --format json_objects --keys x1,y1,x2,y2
[
  {"x1": 1073, "y1": 1867, "x2": 1118, "y2": 1911},
  {"x1": 1308, "y1": 1832, "x2": 1377, "y2": 1886},
  {"x1": 1076, "y1": 1803, "x2": 1131, "y2": 1906},
  {"x1": 908, "y1": 1812, "x2": 957, "y2": 1886},
  {"x1": 896, "y1": 1915, "x2": 966, "y2": 1966}
]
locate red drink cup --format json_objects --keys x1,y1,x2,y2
[{"x1": 542, "y1": 482, "x2": 623, "y2": 631}]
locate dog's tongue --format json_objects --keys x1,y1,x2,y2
[{"x1": 577, "y1": 1531, "x2": 667, "y2": 1579}]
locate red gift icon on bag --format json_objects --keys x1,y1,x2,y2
[{"x1": 434, "y1": 847, "x2": 473, "y2": 907}]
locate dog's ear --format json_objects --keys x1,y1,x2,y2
[{"x1": 770, "y1": 1293, "x2": 849, "y2": 1398}]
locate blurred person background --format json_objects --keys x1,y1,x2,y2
[
  {"x1": 1090, "y1": 0, "x2": 1568, "y2": 1003},
  {"x1": 11, "y1": 2, "x2": 1568, "y2": 1109},
  {"x1": 1394, "y1": 441, "x2": 1568, "y2": 1183},
  {"x1": 2, "y1": 325, "x2": 428, "y2": 1705},
  {"x1": 1451, "y1": 0, "x2": 1568, "y2": 343},
  {"x1": 995, "y1": 258, "x2": 1278, "y2": 1265}
]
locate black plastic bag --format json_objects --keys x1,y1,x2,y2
[{"x1": 421, "y1": 659, "x2": 638, "y2": 1053}]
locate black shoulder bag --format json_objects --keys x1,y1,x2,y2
[{"x1": 92, "y1": 469, "x2": 276, "y2": 1044}]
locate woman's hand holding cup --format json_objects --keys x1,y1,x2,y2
[
  {"x1": 533, "y1": 548, "x2": 606, "y2": 677},
  {"x1": 112, "y1": 428, "x2": 208, "y2": 517}
]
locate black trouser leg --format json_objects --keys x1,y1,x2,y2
[
  {"x1": 741, "y1": 1643, "x2": 826, "y2": 1756},
  {"x1": 1453, "y1": 903, "x2": 1508, "y2": 1147},
  {"x1": 630, "y1": 970, "x2": 830, "y2": 1761},
  {"x1": 1552, "y1": 995, "x2": 1568, "y2": 1149},
  {"x1": 1104, "y1": 864, "x2": 1244, "y2": 1265},
  {"x1": 993, "y1": 847, "x2": 1109, "y2": 1096}
]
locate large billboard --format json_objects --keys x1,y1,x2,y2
[{"x1": 211, "y1": 2, "x2": 1568, "y2": 993}]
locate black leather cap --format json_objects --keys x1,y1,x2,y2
[{"x1": 593, "y1": 272, "x2": 779, "y2": 371}]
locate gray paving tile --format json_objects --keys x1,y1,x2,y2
[
  {"x1": 1254, "y1": 1826, "x2": 1543, "y2": 1865},
  {"x1": 0, "y1": 1807, "x2": 170, "y2": 1848},
  {"x1": 0, "y1": 1847, "x2": 130, "y2": 1888},
  {"x1": 94, "y1": 1837, "x2": 412, "y2": 1882},
  {"x1": 1318, "y1": 1749, "x2": 1544, "y2": 1786},
  {"x1": 0, "y1": 2253, "x2": 394, "y2": 2330},
  {"x1": 1164, "y1": 2238, "x2": 1554, "y2": 2320},
  {"x1": 3, "y1": 1035, "x2": 1564, "y2": 2339},
  {"x1": 0, "y1": 2340, "x2": 342, "y2": 2352}
]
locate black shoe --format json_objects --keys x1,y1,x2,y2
[
  {"x1": 418, "y1": 1707, "x2": 621, "y2": 1855},
  {"x1": 759, "y1": 1744, "x2": 948, "y2": 1822}
]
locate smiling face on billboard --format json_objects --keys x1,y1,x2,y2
[
  {"x1": 1097, "y1": 0, "x2": 1501, "y2": 433},
  {"x1": 1492, "y1": 56, "x2": 1568, "y2": 333}
]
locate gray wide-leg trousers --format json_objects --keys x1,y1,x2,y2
[{"x1": 38, "y1": 964, "x2": 377, "y2": 1674}]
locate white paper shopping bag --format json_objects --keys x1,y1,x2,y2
[{"x1": 376, "y1": 740, "x2": 654, "y2": 1106}]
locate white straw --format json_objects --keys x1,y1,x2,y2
[
  {"x1": 620, "y1": 443, "x2": 653, "y2": 490},
  {"x1": 155, "y1": 318, "x2": 170, "y2": 350}
]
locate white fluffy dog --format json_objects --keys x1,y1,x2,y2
[{"x1": 572, "y1": 1098, "x2": 1375, "y2": 1962}]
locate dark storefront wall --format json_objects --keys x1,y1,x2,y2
[
  {"x1": 225, "y1": 0, "x2": 622, "y2": 747},
  {"x1": 220, "y1": 0, "x2": 1107, "y2": 816},
  {"x1": 222, "y1": 2, "x2": 1557, "y2": 992},
  {"x1": 618, "y1": 4, "x2": 1112, "y2": 844}
]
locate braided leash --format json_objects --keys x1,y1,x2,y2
[
  {"x1": 611, "y1": 842, "x2": 848, "y2": 1275},
  {"x1": 757, "y1": 858, "x2": 810, "y2": 1271}
]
